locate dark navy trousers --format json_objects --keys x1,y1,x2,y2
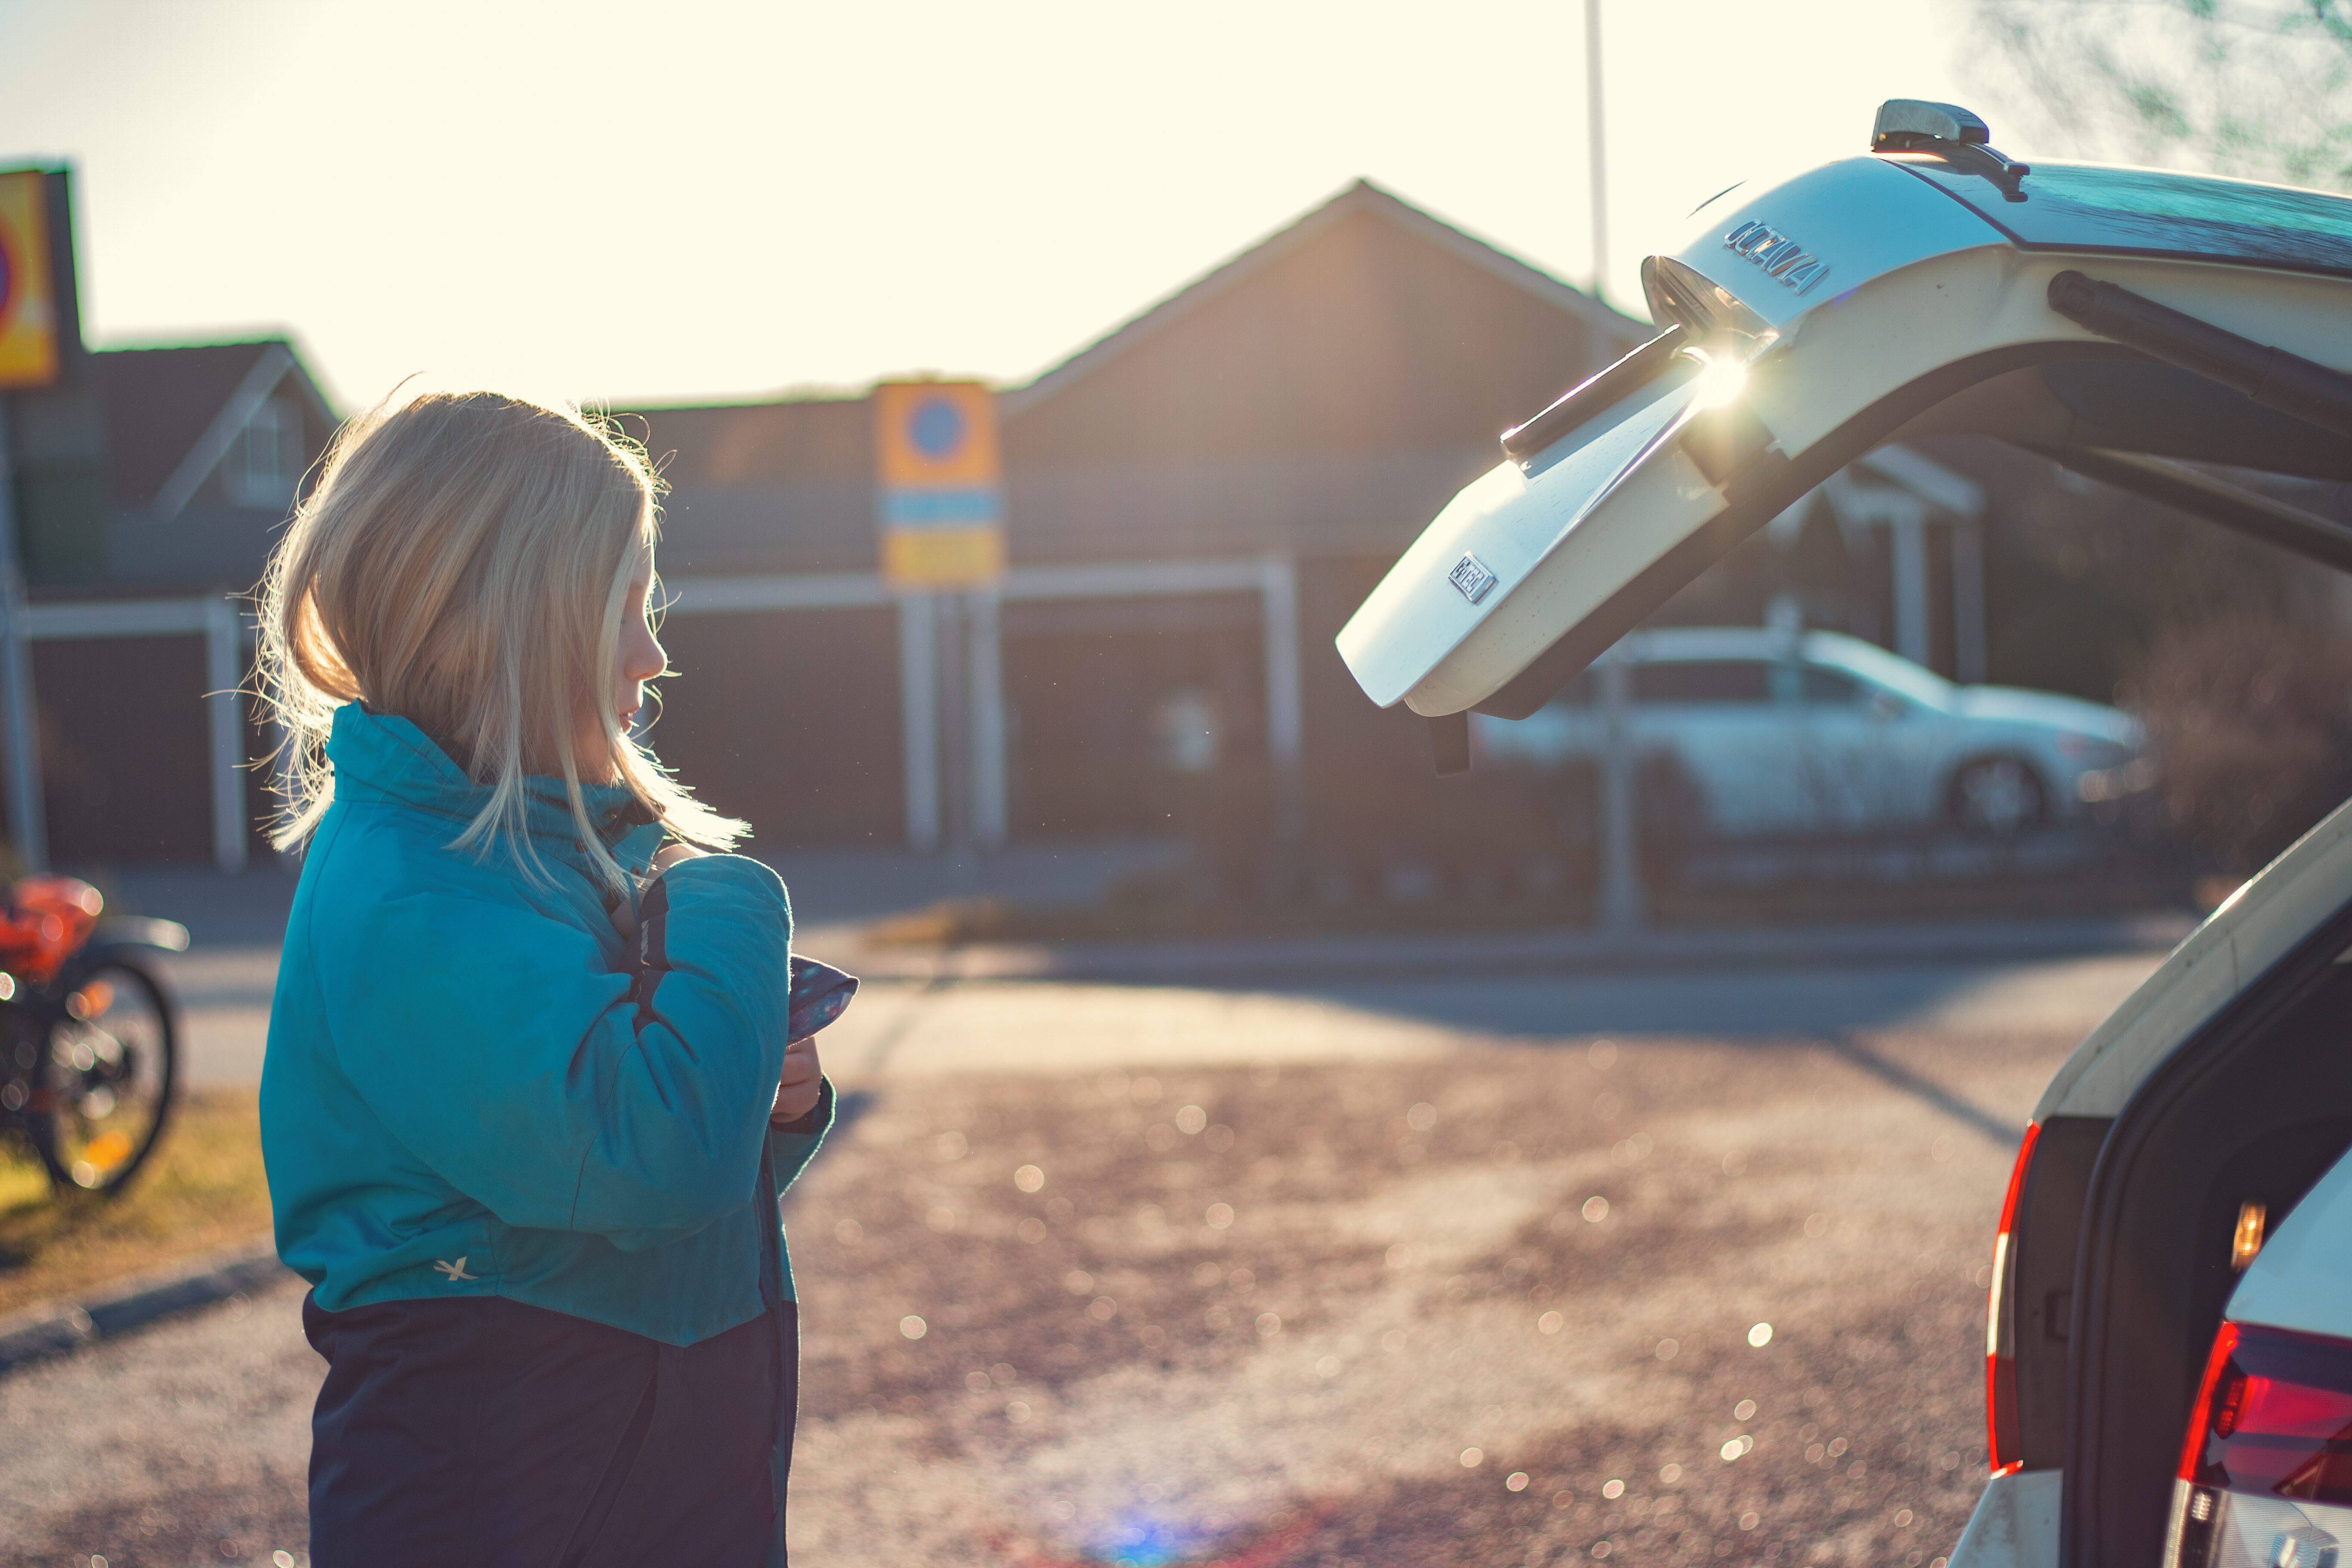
[{"x1": 304, "y1": 1291, "x2": 791, "y2": 1568}]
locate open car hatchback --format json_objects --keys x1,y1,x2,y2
[{"x1": 1337, "y1": 101, "x2": 2352, "y2": 1568}]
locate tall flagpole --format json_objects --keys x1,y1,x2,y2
[
  {"x1": 1585, "y1": 0, "x2": 1610, "y2": 297},
  {"x1": 1585, "y1": 0, "x2": 1642, "y2": 931}
]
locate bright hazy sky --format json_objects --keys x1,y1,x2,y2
[{"x1": 0, "y1": 0, "x2": 1981, "y2": 411}]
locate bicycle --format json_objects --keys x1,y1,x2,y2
[{"x1": 0, "y1": 877, "x2": 188, "y2": 1194}]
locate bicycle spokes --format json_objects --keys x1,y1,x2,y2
[{"x1": 38, "y1": 959, "x2": 176, "y2": 1193}]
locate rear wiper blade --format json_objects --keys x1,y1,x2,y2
[
  {"x1": 2048, "y1": 270, "x2": 2352, "y2": 445},
  {"x1": 1501, "y1": 325, "x2": 1689, "y2": 463}
]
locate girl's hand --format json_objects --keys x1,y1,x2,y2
[
  {"x1": 772, "y1": 1035, "x2": 823, "y2": 1123},
  {"x1": 616, "y1": 844, "x2": 704, "y2": 941},
  {"x1": 651, "y1": 842, "x2": 708, "y2": 873}
]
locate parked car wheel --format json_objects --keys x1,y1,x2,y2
[{"x1": 1948, "y1": 756, "x2": 2047, "y2": 837}]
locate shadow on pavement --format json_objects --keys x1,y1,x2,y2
[{"x1": 1260, "y1": 953, "x2": 2156, "y2": 1043}]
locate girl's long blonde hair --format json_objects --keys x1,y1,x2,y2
[{"x1": 257, "y1": 388, "x2": 745, "y2": 888}]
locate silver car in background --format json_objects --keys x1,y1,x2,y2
[{"x1": 1473, "y1": 627, "x2": 2147, "y2": 837}]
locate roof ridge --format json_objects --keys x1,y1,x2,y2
[
  {"x1": 94, "y1": 335, "x2": 299, "y2": 356},
  {"x1": 999, "y1": 178, "x2": 1644, "y2": 418}
]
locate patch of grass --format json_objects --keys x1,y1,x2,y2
[
  {"x1": 0, "y1": 1088, "x2": 272, "y2": 1320},
  {"x1": 862, "y1": 870, "x2": 2192, "y2": 949}
]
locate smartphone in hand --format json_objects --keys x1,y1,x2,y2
[
  {"x1": 787, "y1": 956, "x2": 857, "y2": 1040},
  {"x1": 775, "y1": 956, "x2": 856, "y2": 1125}
]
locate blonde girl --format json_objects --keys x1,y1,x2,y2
[{"x1": 258, "y1": 390, "x2": 843, "y2": 1568}]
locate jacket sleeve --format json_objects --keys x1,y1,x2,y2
[
  {"x1": 768, "y1": 1076, "x2": 837, "y2": 1203},
  {"x1": 314, "y1": 851, "x2": 792, "y2": 1242}
]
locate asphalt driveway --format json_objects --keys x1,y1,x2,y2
[{"x1": 0, "y1": 956, "x2": 2079, "y2": 1567}]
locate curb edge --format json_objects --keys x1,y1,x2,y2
[{"x1": 0, "y1": 1236, "x2": 288, "y2": 1375}]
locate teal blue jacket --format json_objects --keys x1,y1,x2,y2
[{"x1": 261, "y1": 703, "x2": 830, "y2": 1348}]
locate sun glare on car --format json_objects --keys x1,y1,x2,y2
[{"x1": 1689, "y1": 350, "x2": 1749, "y2": 409}]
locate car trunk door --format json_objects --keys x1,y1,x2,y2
[{"x1": 1334, "y1": 156, "x2": 2352, "y2": 729}]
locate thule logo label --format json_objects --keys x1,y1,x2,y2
[
  {"x1": 1722, "y1": 220, "x2": 1831, "y2": 296},
  {"x1": 1448, "y1": 552, "x2": 1498, "y2": 606}
]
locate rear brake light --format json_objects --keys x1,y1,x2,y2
[
  {"x1": 1987, "y1": 1121, "x2": 2042, "y2": 1473},
  {"x1": 2163, "y1": 1321, "x2": 2352, "y2": 1568}
]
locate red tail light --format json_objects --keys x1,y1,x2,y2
[
  {"x1": 2163, "y1": 1320, "x2": 2352, "y2": 1568},
  {"x1": 1986, "y1": 1121, "x2": 2042, "y2": 1474}
]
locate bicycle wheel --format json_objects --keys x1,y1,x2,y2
[{"x1": 33, "y1": 954, "x2": 179, "y2": 1194}]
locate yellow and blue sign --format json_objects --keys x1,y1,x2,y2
[
  {"x1": 875, "y1": 379, "x2": 1004, "y2": 588},
  {"x1": 0, "y1": 171, "x2": 58, "y2": 392}
]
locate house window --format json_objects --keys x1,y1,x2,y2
[
  {"x1": 224, "y1": 396, "x2": 303, "y2": 509},
  {"x1": 1151, "y1": 688, "x2": 1222, "y2": 774}
]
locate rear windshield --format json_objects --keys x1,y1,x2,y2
[
  {"x1": 1808, "y1": 638, "x2": 1955, "y2": 709},
  {"x1": 1892, "y1": 159, "x2": 2352, "y2": 280}
]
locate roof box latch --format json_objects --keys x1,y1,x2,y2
[{"x1": 1870, "y1": 99, "x2": 2031, "y2": 201}]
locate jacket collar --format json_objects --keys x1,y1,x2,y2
[{"x1": 324, "y1": 703, "x2": 661, "y2": 870}]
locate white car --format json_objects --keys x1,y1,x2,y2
[
  {"x1": 1472, "y1": 625, "x2": 2145, "y2": 837},
  {"x1": 1334, "y1": 99, "x2": 2352, "y2": 1568}
]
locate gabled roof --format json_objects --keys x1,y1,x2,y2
[
  {"x1": 92, "y1": 338, "x2": 337, "y2": 509},
  {"x1": 617, "y1": 179, "x2": 1654, "y2": 570},
  {"x1": 1001, "y1": 178, "x2": 1645, "y2": 417},
  {"x1": 624, "y1": 396, "x2": 878, "y2": 575}
]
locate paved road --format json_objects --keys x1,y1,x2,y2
[
  {"x1": 812, "y1": 951, "x2": 2163, "y2": 1086},
  {"x1": 0, "y1": 1280, "x2": 315, "y2": 1566},
  {"x1": 128, "y1": 855, "x2": 2182, "y2": 1090},
  {"x1": 0, "y1": 940, "x2": 2142, "y2": 1567},
  {"x1": 166, "y1": 937, "x2": 2169, "y2": 1089}
]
